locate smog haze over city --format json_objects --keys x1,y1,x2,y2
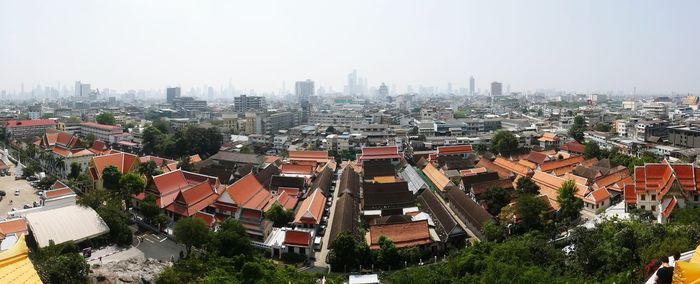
[
  {"x1": 2, "y1": 2, "x2": 700, "y2": 284},
  {"x1": 1, "y1": 0, "x2": 699, "y2": 96}
]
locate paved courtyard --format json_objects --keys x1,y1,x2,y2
[
  {"x1": 88, "y1": 232, "x2": 184, "y2": 265},
  {"x1": 0, "y1": 164, "x2": 41, "y2": 217}
]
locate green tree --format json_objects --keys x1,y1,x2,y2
[
  {"x1": 142, "y1": 126, "x2": 166, "y2": 155},
  {"x1": 568, "y1": 115, "x2": 586, "y2": 143},
  {"x1": 102, "y1": 165, "x2": 123, "y2": 192},
  {"x1": 174, "y1": 217, "x2": 210, "y2": 255},
  {"x1": 490, "y1": 130, "x2": 519, "y2": 157},
  {"x1": 264, "y1": 203, "x2": 293, "y2": 227},
  {"x1": 209, "y1": 219, "x2": 253, "y2": 258},
  {"x1": 377, "y1": 236, "x2": 401, "y2": 270},
  {"x1": 140, "y1": 194, "x2": 161, "y2": 223},
  {"x1": 96, "y1": 112, "x2": 117, "y2": 125},
  {"x1": 328, "y1": 232, "x2": 359, "y2": 272},
  {"x1": 516, "y1": 176, "x2": 540, "y2": 196},
  {"x1": 138, "y1": 160, "x2": 162, "y2": 189},
  {"x1": 594, "y1": 123, "x2": 612, "y2": 132},
  {"x1": 584, "y1": 141, "x2": 601, "y2": 159},
  {"x1": 479, "y1": 186, "x2": 512, "y2": 215},
  {"x1": 483, "y1": 220, "x2": 506, "y2": 242},
  {"x1": 178, "y1": 155, "x2": 194, "y2": 171},
  {"x1": 36, "y1": 176, "x2": 58, "y2": 191},
  {"x1": 119, "y1": 172, "x2": 145, "y2": 209},
  {"x1": 38, "y1": 252, "x2": 90, "y2": 283},
  {"x1": 152, "y1": 118, "x2": 171, "y2": 134},
  {"x1": 97, "y1": 203, "x2": 134, "y2": 246},
  {"x1": 85, "y1": 133, "x2": 96, "y2": 148},
  {"x1": 516, "y1": 194, "x2": 549, "y2": 232},
  {"x1": 77, "y1": 189, "x2": 110, "y2": 210},
  {"x1": 68, "y1": 162, "x2": 82, "y2": 179},
  {"x1": 557, "y1": 180, "x2": 583, "y2": 224}
]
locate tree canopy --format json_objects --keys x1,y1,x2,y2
[
  {"x1": 490, "y1": 130, "x2": 519, "y2": 157},
  {"x1": 516, "y1": 176, "x2": 540, "y2": 196},
  {"x1": 174, "y1": 217, "x2": 210, "y2": 254},
  {"x1": 557, "y1": 180, "x2": 583, "y2": 224},
  {"x1": 264, "y1": 203, "x2": 294, "y2": 227},
  {"x1": 95, "y1": 112, "x2": 116, "y2": 125},
  {"x1": 479, "y1": 187, "x2": 512, "y2": 215},
  {"x1": 101, "y1": 165, "x2": 122, "y2": 192},
  {"x1": 568, "y1": 115, "x2": 586, "y2": 143},
  {"x1": 584, "y1": 141, "x2": 601, "y2": 159}
]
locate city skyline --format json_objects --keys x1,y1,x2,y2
[{"x1": 1, "y1": 0, "x2": 699, "y2": 94}]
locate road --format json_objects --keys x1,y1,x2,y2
[
  {"x1": 313, "y1": 167, "x2": 342, "y2": 269},
  {"x1": 0, "y1": 164, "x2": 41, "y2": 217}
]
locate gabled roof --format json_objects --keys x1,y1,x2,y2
[
  {"x1": 288, "y1": 150, "x2": 330, "y2": 164},
  {"x1": 280, "y1": 164, "x2": 314, "y2": 176},
  {"x1": 561, "y1": 141, "x2": 585, "y2": 154},
  {"x1": 293, "y1": 189, "x2": 326, "y2": 225},
  {"x1": 362, "y1": 182, "x2": 415, "y2": 211},
  {"x1": 0, "y1": 218, "x2": 28, "y2": 239},
  {"x1": 422, "y1": 163, "x2": 452, "y2": 191},
  {"x1": 91, "y1": 152, "x2": 139, "y2": 178},
  {"x1": 417, "y1": 189, "x2": 463, "y2": 240},
  {"x1": 366, "y1": 219, "x2": 432, "y2": 250},
  {"x1": 269, "y1": 175, "x2": 305, "y2": 190},
  {"x1": 471, "y1": 179, "x2": 515, "y2": 196},
  {"x1": 362, "y1": 160, "x2": 396, "y2": 179},
  {"x1": 42, "y1": 131, "x2": 81, "y2": 149},
  {"x1": 526, "y1": 152, "x2": 549, "y2": 164},
  {"x1": 446, "y1": 188, "x2": 493, "y2": 232},
  {"x1": 359, "y1": 146, "x2": 401, "y2": 161},
  {"x1": 153, "y1": 170, "x2": 220, "y2": 210},
  {"x1": 284, "y1": 230, "x2": 311, "y2": 247},
  {"x1": 587, "y1": 188, "x2": 610, "y2": 203},
  {"x1": 436, "y1": 145, "x2": 473, "y2": 156},
  {"x1": 476, "y1": 158, "x2": 512, "y2": 179},
  {"x1": 539, "y1": 155, "x2": 585, "y2": 172},
  {"x1": 219, "y1": 173, "x2": 272, "y2": 211},
  {"x1": 538, "y1": 132, "x2": 559, "y2": 142},
  {"x1": 494, "y1": 157, "x2": 532, "y2": 177}
]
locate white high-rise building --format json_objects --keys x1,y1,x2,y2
[
  {"x1": 469, "y1": 76, "x2": 475, "y2": 95},
  {"x1": 75, "y1": 81, "x2": 91, "y2": 97}
]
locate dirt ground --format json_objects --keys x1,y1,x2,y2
[{"x1": 0, "y1": 164, "x2": 41, "y2": 217}]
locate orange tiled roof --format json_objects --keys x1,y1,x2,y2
[
  {"x1": 91, "y1": 152, "x2": 139, "y2": 178},
  {"x1": 537, "y1": 132, "x2": 559, "y2": 142},
  {"x1": 494, "y1": 157, "x2": 532, "y2": 177},
  {"x1": 624, "y1": 184, "x2": 637, "y2": 204},
  {"x1": 539, "y1": 155, "x2": 585, "y2": 172},
  {"x1": 422, "y1": 163, "x2": 451, "y2": 191},
  {"x1": 518, "y1": 159, "x2": 538, "y2": 170},
  {"x1": 153, "y1": 170, "x2": 220, "y2": 211},
  {"x1": 0, "y1": 219, "x2": 28, "y2": 238},
  {"x1": 288, "y1": 150, "x2": 329, "y2": 160},
  {"x1": 460, "y1": 167, "x2": 488, "y2": 176},
  {"x1": 476, "y1": 159, "x2": 512, "y2": 179},
  {"x1": 531, "y1": 171, "x2": 589, "y2": 210},
  {"x1": 219, "y1": 173, "x2": 272, "y2": 211},
  {"x1": 284, "y1": 230, "x2": 311, "y2": 247},
  {"x1": 293, "y1": 189, "x2": 325, "y2": 225},
  {"x1": 436, "y1": 145, "x2": 472, "y2": 155},
  {"x1": 280, "y1": 164, "x2": 314, "y2": 176},
  {"x1": 526, "y1": 152, "x2": 549, "y2": 164},
  {"x1": 366, "y1": 219, "x2": 432, "y2": 250},
  {"x1": 561, "y1": 141, "x2": 585, "y2": 154},
  {"x1": 594, "y1": 168, "x2": 631, "y2": 189},
  {"x1": 45, "y1": 188, "x2": 75, "y2": 199},
  {"x1": 588, "y1": 188, "x2": 610, "y2": 203}
]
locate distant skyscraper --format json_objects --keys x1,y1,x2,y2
[
  {"x1": 346, "y1": 70, "x2": 358, "y2": 95},
  {"x1": 447, "y1": 82, "x2": 453, "y2": 94},
  {"x1": 378, "y1": 83, "x2": 389, "y2": 98},
  {"x1": 296, "y1": 79, "x2": 314, "y2": 123},
  {"x1": 166, "y1": 87, "x2": 181, "y2": 103},
  {"x1": 234, "y1": 94, "x2": 267, "y2": 112},
  {"x1": 469, "y1": 76, "x2": 475, "y2": 95},
  {"x1": 75, "y1": 81, "x2": 91, "y2": 97},
  {"x1": 491, "y1": 81, "x2": 502, "y2": 96}
]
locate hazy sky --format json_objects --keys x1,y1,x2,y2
[{"x1": 1, "y1": 0, "x2": 698, "y2": 94}]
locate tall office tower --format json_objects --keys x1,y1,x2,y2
[
  {"x1": 491, "y1": 81, "x2": 503, "y2": 96},
  {"x1": 378, "y1": 83, "x2": 389, "y2": 98},
  {"x1": 296, "y1": 79, "x2": 314, "y2": 123},
  {"x1": 346, "y1": 70, "x2": 358, "y2": 95},
  {"x1": 166, "y1": 87, "x2": 181, "y2": 103},
  {"x1": 469, "y1": 76, "x2": 475, "y2": 95},
  {"x1": 74, "y1": 81, "x2": 91, "y2": 97},
  {"x1": 447, "y1": 82, "x2": 453, "y2": 94}
]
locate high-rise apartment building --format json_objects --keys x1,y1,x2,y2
[
  {"x1": 233, "y1": 95, "x2": 267, "y2": 113},
  {"x1": 491, "y1": 81, "x2": 502, "y2": 96},
  {"x1": 378, "y1": 83, "x2": 389, "y2": 98},
  {"x1": 75, "y1": 81, "x2": 91, "y2": 97},
  {"x1": 166, "y1": 87, "x2": 181, "y2": 103},
  {"x1": 296, "y1": 80, "x2": 314, "y2": 123},
  {"x1": 469, "y1": 76, "x2": 475, "y2": 95}
]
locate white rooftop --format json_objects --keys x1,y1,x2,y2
[
  {"x1": 349, "y1": 274, "x2": 380, "y2": 284},
  {"x1": 25, "y1": 205, "x2": 109, "y2": 248}
]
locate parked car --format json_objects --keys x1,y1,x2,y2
[{"x1": 15, "y1": 189, "x2": 20, "y2": 196}]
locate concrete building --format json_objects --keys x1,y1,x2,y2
[
  {"x1": 166, "y1": 87, "x2": 181, "y2": 103},
  {"x1": 491, "y1": 81, "x2": 502, "y2": 96},
  {"x1": 668, "y1": 126, "x2": 700, "y2": 148},
  {"x1": 296, "y1": 80, "x2": 314, "y2": 123},
  {"x1": 265, "y1": 112, "x2": 297, "y2": 135},
  {"x1": 4, "y1": 119, "x2": 57, "y2": 141},
  {"x1": 234, "y1": 95, "x2": 267, "y2": 113},
  {"x1": 79, "y1": 122, "x2": 123, "y2": 142}
]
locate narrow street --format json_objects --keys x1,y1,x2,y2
[
  {"x1": 313, "y1": 167, "x2": 343, "y2": 269},
  {"x1": 435, "y1": 192, "x2": 479, "y2": 242}
]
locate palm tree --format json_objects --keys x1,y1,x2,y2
[{"x1": 138, "y1": 160, "x2": 161, "y2": 190}]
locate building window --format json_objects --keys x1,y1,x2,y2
[
  {"x1": 695, "y1": 195, "x2": 699, "y2": 202},
  {"x1": 651, "y1": 206, "x2": 656, "y2": 212},
  {"x1": 641, "y1": 194, "x2": 646, "y2": 201},
  {"x1": 641, "y1": 205, "x2": 646, "y2": 210},
  {"x1": 651, "y1": 194, "x2": 656, "y2": 201}
]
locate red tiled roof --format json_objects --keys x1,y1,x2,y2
[
  {"x1": 662, "y1": 197, "x2": 678, "y2": 218},
  {"x1": 588, "y1": 188, "x2": 610, "y2": 203},
  {"x1": 294, "y1": 189, "x2": 326, "y2": 225},
  {"x1": 91, "y1": 152, "x2": 139, "y2": 178},
  {"x1": 539, "y1": 155, "x2": 585, "y2": 172},
  {"x1": 284, "y1": 230, "x2": 311, "y2": 247},
  {"x1": 526, "y1": 152, "x2": 549, "y2": 164},
  {"x1": 166, "y1": 181, "x2": 219, "y2": 217},
  {"x1": 288, "y1": 151, "x2": 329, "y2": 160},
  {"x1": 538, "y1": 132, "x2": 559, "y2": 142},
  {"x1": 0, "y1": 218, "x2": 28, "y2": 237},
  {"x1": 561, "y1": 141, "x2": 585, "y2": 154},
  {"x1": 190, "y1": 154, "x2": 202, "y2": 164},
  {"x1": 280, "y1": 164, "x2": 314, "y2": 176},
  {"x1": 5, "y1": 119, "x2": 55, "y2": 128},
  {"x1": 219, "y1": 174, "x2": 272, "y2": 211},
  {"x1": 366, "y1": 219, "x2": 432, "y2": 250},
  {"x1": 362, "y1": 146, "x2": 398, "y2": 156},
  {"x1": 594, "y1": 168, "x2": 631, "y2": 189},
  {"x1": 153, "y1": 170, "x2": 220, "y2": 212},
  {"x1": 460, "y1": 167, "x2": 488, "y2": 176},
  {"x1": 193, "y1": 212, "x2": 216, "y2": 227},
  {"x1": 45, "y1": 188, "x2": 75, "y2": 199},
  {"x1": 494, "y1": 157, "x2": 532, "y2": 177},
  {"x1": 436, "y1": 145, "x2": 472, "y2": 155},
  {"x1": 624, "y1": 184, "x2": 637, "y2": 204},
  {"x1": 80, "y1": 122, "x2": 122, "y2": 131},
  {"x1": 51, "y1": 180, "x2": 69, "y2": 190},
  {"x1": 476, "y1": 159, "x2": 512, "y2": 179}
]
